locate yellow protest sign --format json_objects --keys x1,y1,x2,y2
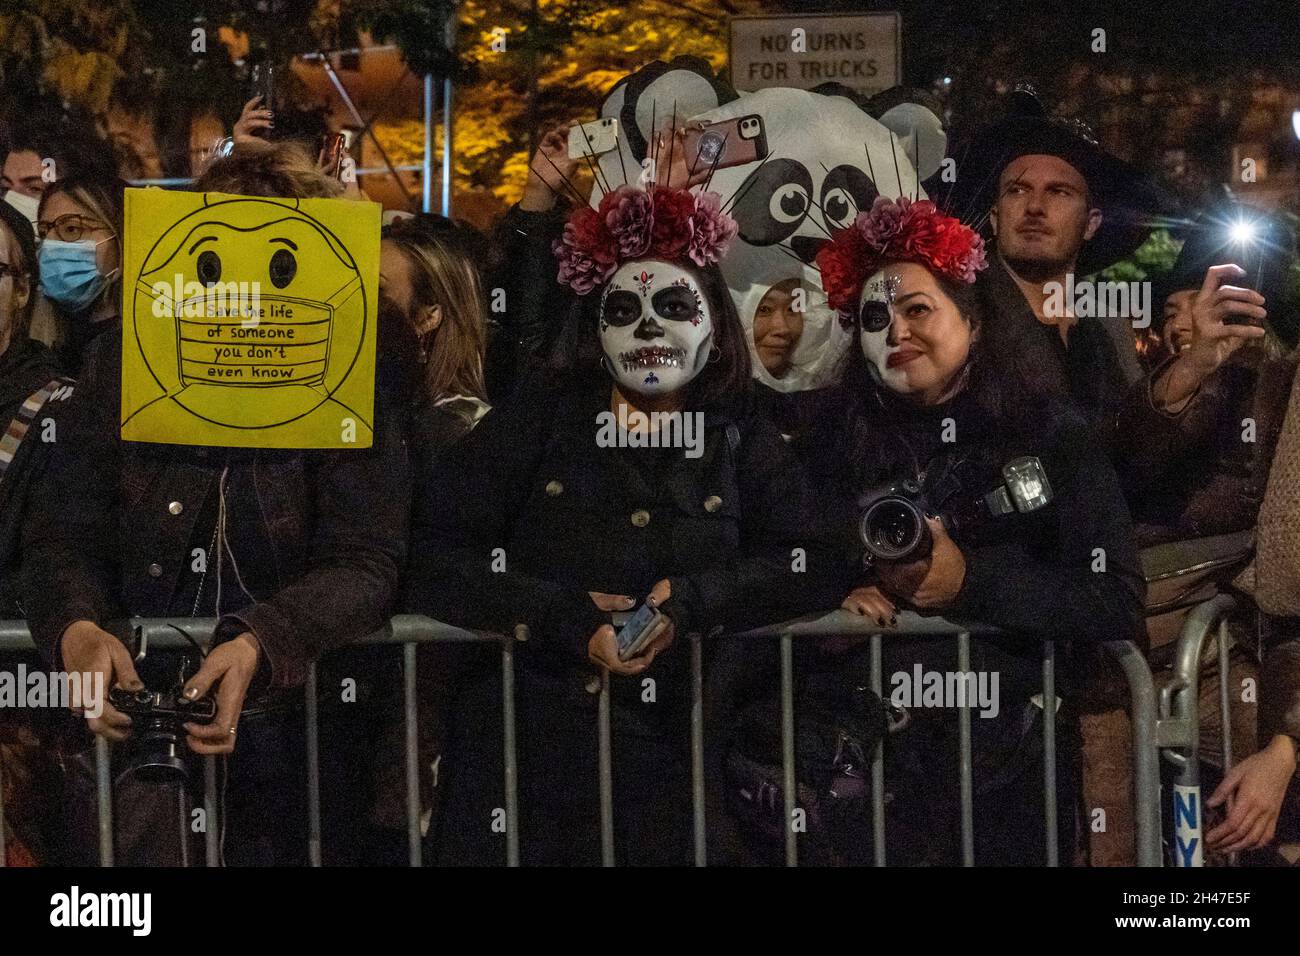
[{"x1": 121, "y1": 188, "x2": 379, "y2": 448}]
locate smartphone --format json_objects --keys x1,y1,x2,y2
[
  {"x1": 567, "y1": 118, "x2": 618, "y2": 161},
  {"x1": 615, "y1": 602, "x2": 663, "y2": 662},
  {"x1": 1224, "y1": 214, "x2": 1291, "y2": 325},
  {"x1": 682, "y1": 114, "x2": 768, "y2": 173},
  {"x1": 252, "y1": 63, "x2": 276, "y2": 129},
  {"x1": 319, "y1": 132, "x2": 347, "y2": 180}
]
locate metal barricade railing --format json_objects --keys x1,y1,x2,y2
[
  {"x1": 1157, "y1": 593, "x2": 1239, "y2": 867},
  {"x1": 727, "y1": 611, "x2": 1160, "y2": 867},
  {"x1": 1, "y1": 613, "x2": 1160, "y2": 867},
  {"x1": 0, "y1": 615, "x2": 511, "y2": 868}
]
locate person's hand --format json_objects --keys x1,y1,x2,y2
[
  {"x1": 523, "y1": 122, "x2": 578, "y2": 212},
  {"x1": 841, "y1": 584, "x2": 897, "y2": 627},
  {"x1": 233, "y1": 95, "x2": 273, "y2": 144},
  {"x1": 589, "y1": 591, "x2": 635, "y2": 612},
  {"x1": 651, "y1": 121, "x2": 711, "y2": 190},
  {"x1": 586, "y1": 580, "x2": 676, "y2": 675},
  {"x1": 874, "y1": 518, "x2": 967, "y2": 609},
  {"x1": 1206, "y1": 735, "x2": 1298, "y2": 852},
  {"x1": 180, "y1": 633, "x2": 261, "y2": 755},
  {"x1": 1153, "y1": 264, "x2": 1267, "y2": 412},
  {"x1": 59, "y1": 620, "x2": 143, "y2": 742}
]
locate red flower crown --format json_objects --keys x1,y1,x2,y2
[
  {"x1": 815, "y1": 196, "x2": 988, "y2": 320},
  {"x1": 552, "y1": 185, "x2": 739, "y2": 295}
]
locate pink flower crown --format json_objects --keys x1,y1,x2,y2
[
  {"x1": 816, "y1": 196, "x2": 988, "y2": 323},
  {"x1": 552, "y1": 185, "x2": 739, "y2": 295}
]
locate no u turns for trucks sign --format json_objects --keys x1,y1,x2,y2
[{"x1": 728, "y1": 12, "x2": 901, "y2": 96}]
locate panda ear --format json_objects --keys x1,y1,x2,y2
[
  {"x1": 612, "y1": 56, "x2": 737, "y2": 161},
  {"x1": 863, "y1": 87, "x2": 948, "y2": 182}
]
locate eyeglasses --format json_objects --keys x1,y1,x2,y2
[{"x1": 37, "y1": 214, "x2": 110, "y2": 243}]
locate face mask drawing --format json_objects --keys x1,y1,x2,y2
[
  {"x1": 126, "y1": 194, "x2": 371, "y2": 440},
  {"x1": 40, "y1": 237, "x2": 117, "y2": 312},
  {"x1": 4, "y1": 191, "x2": 40, "y2": 231},
  {"x1": 858, "y1": 268, "x2": 909, "y2": 393},
  {"x1": 599, "y1": 260, "x2": 713, "y2": 396}
]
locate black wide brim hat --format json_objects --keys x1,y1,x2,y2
[{"x1": 942, "y1": 93, "x2": 1174, "y2": 276}]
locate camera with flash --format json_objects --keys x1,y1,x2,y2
[{"x1": 858, "y1": 456, "x2": 1054, "y2": 564}]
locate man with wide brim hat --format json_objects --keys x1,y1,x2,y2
[{"x1": 947, "y1": 85, "x2": 1174, "y2": 434}]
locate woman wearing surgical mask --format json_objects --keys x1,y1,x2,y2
[
  {"x1": 36, "y1": 170, "x2": 126, "y2": 375},
  {"x1": 767, "y1": 196, "x2": 1145, "y2": 865},
  {"x1": 405, "y1": 184, "x2": 834, "y2": 865}
]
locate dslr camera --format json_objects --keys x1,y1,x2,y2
[
  {"x1": 108, "y1": 660, "x2": 217, "y2": 782},
  {"x1": 858, "y1": 456, "x2": 1053, "y2": 564}
]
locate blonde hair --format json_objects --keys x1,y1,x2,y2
[
  {"x1": 193, "y1": 139, "x2": 343, "y2": 199},
  {"x1": 384, "y1": 217, "x2": 488, "y2": 404}
]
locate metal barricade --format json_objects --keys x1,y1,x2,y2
[
  {"x1": 1, "y1": 613, "x2": 1160, "y2": 867},
  {"x1": 719, "y1": 611, "x2": 1161, "y2": 867},
  {"x1": 0, "y1": 615, "x2": 511, "y2": 868},
  {"x1": 1156, "y1": 593, "x2": 1239, "y2": 867}
]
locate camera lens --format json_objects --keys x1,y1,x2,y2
[{"x1": 861, "y1": 497, "x2": 926, "y2": 561}]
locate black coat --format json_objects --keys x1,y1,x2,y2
[
  {"x1": 804, "y1": 380, "x2": 1146, "y2": 649},
  {"x1": 0, "y1": 340, "x2": 71, "y2": 616},
  {"x1": 405, "y1": 375, "x2": 839, "y2": 668},
  {"x1": 405, "y1": 373, "x2": 839, "y2": 864},
  {"x1": 977, "y1": 253, "x2": 1143, "y2": 446},
  {"x1": 20, "y1": 331, "x2": 411, "y2": 690}
]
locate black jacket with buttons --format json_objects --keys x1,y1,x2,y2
[
  {"x1": 403, "y1": 374, "x2": 841, "y2": 673},
  {"x1": 20, "y1": 331, "x2": 411, "y2": 691}
]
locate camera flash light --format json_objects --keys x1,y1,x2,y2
[
  {"x1": 1229, "y1": 219, "x2": 1257, "y2": 245},
  {"x1": 1003, "y1": 457, "x2": 1053, "y2": 513}
]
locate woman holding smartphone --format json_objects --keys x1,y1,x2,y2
[{"x1": 405, "y1": 182, "x2": 835, "y2": 865}]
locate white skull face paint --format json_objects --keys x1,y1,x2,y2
[
  {"x1": 599, "y1": 259, "x2": 714, "y2": 395},
  {"x1": 858, "y1": 267, "x2": 909, "y2": 392}
]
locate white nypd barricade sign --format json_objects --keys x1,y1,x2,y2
[
  {"x1": 1173, "y1": 783, "x2": 1203, "y2": 867},
  {"x1": 727, "y1": 12, "x2": 902, "y2": 95}
]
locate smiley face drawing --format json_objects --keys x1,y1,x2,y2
[{"x1": 121, "y1": 190, "x2": 379, "y2": 448}]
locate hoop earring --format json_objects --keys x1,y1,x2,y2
[{"x1": 707, "y1": 345, "x2": 721, "y2": 363}]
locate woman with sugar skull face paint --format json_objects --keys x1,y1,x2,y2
[
  {"x1": 712, "y1": 197, "x2": 1147, "y2": 866},
  {"x1": 405, "y1": 184, "x2": 841, "y2": 865}
]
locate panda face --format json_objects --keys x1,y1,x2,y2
[{"x1": 730, "y1": 161, "x2": 878, "y2": 266}]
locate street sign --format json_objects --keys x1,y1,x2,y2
[{"x1": 728, "y1": 12, "x2": 901, "y2": 95}]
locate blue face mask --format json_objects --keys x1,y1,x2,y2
[{"x1": 39, "y1": 238, "x2": 117, "y2": 312}]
